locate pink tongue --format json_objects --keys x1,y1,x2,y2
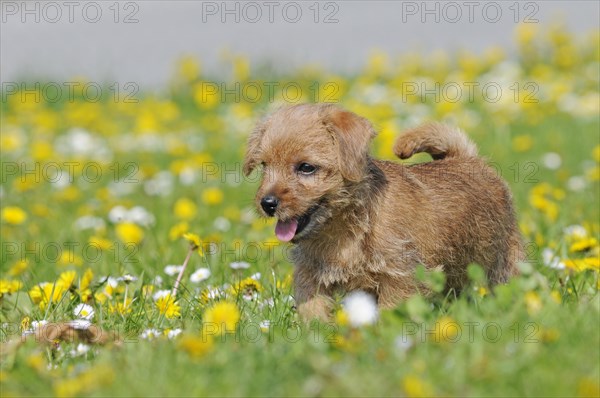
[{"x1": 275, "y1": 219, "x2": 298, "y2": 242}]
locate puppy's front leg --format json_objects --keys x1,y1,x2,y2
[{"x1": 294, "y1": 267, "x2": 333, "y2": 322}]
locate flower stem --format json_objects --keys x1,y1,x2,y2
[{"x1": 172, "y1": 247, "x2": 194, "y2": 297}]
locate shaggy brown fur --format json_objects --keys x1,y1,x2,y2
[{"x1": 244, "y1": 103, "x2": 523, "y2": 320}]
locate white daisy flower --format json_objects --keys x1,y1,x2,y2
[
  {"x1": 564, "y1": 225, "x2": 588, "y2": 240},
  {"x1": 164, "y1": 265, "x2": 184, "y2": 276},
  {"x1": 542, "y1": 152, "x2": 562, "y2": 170},
  {"x1": 394, "y1": 335, "x2": 413, "y2": 352},
  {"x1": 541, "y1": 248, "x2": 566, "y2": 270},
  {"x1": 342, "y1": 291, "x2": 378, "y2": 327},
  {"x1": 242, "y1": 292, "x2": 259, "y2": 301},
  {"x1": 166, "y1": 328, "x2": 182, "y2": 339},
  {"x1": 73, "y1": 304, "x2": 95, "y2": 320},
  {"x1": 259, "y1": 320, "x2": 271, "y2": 332},
  {"x1": 108, "y1": 205, "x2": 128, "y2": 223},
  {"x1": 230, "y1": 261, "x2": 250, "y2": 270},
  {"x1": 74, "y1": 215, "x2": 106, "y2": 230},
  {"x1": 23, "y1": 320, "x2": 48, "y2": 336},
  {"x1": 567, "y1": 176, "x2": 587, "y2": 191},
  {"x1": 31, "y1": 320, "x2": 48, "y2": 330},
  {"x1": 213, "y1": 216, "x2": 231, "y2": 232},
  {"x1": 190, "y1": 268, "x2": 211, "y2": 283},
  {"x1": 127, "y1": 206, "x2": 155, "y2": 226},
  {"x1": 49, "y1": 170, "x2": 71, "y2": 189},
  {"x1": 68, "y1": 319, "x2": 92, "y2": 330},
  {"x1": 70, "y1": 343, "x2": 91, "y2": 357},
  {"x1": 204, "y1": 286, "x2": 223, "y2": 300},
  {"x1": 141, "y1": 328, "x2": 161, "y2": 340},
  {"x1": 250, "y1": 272, "x2": 261, "y2": 280},
  {"x1": 179, "y1": 167, "x2": 196, "y2": 186},
  {"x1": 144, "y1": 171, "x2": 174, "y2": 196},
  {"x1": 153, "y1": 289, "x2": 172, "y2": 301},
  {"x1": 118, "y1": 274, "x2": 138, "y2": 284}
]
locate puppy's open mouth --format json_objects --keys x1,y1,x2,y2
[{"x1": 274, "y1": 205, "x2": 319, "y2": 242}]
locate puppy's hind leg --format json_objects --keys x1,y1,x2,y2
[{"x1": 393, "y1": 122, "x2": 478, "y2": 160}]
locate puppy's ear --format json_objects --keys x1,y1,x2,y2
[
  {"x1": 243, "y1": 118, "x2": 268, "y2": 176},
  {"x1": 324, "y1": 106, "x2": 377, "y2": 182}
]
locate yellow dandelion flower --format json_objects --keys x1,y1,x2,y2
[
  {"x1": 512, "y1": 135, "x2": 533, "y2": 152},
  {"x1": 402, "y1": 374, "x2": 434, "y2": 398},
  {"x1": 80, "y1": 289, "x2": 93, "y2": 302},
  {"x1": 29, "y1": 282, "x2": 68, "y2": 309},
  {"x1": 21, "y1": 316, "x2": 30, "y2": 332},
  {"x1": 178, "y1": 334, "x2": 214, "y2": 357},
  {"x1": 569, "y1": 237, "x2": 598, "y2": 253},
  {"x1": 515, "y1": 23, "x2": 538, "y2": 45},
  {"x1": 58, "y1": 251, "x2": 83, "y2": 267},
  {"x1": 231, "y1": 277, "x2": 262, "y2": 300},
  {"x1": 169, "y1": 221, "x2": 189, "y2": 241},
  {"x1": 525, "y1": 291, "x2": 542, "y2": 315},
  {"x1": 233, "y1": 55, "x2": 250, "y2": 81},
  {"x1": 54, "y1": 186, "x2": 81, "y2": 202},
  {"x1": 193, "y1": 82, "x2": 219, "y2": 109},
  {"x1": 564, "y1": 258, "x2": 599, "y2": 272},
  {"x1": 31, "y1": 141, "x2": 54, "y2": 160},
  {"x1": 142, "y1": 284, "x2": 155, "y2": 297},
  {"x1": 0, "y1": 131, "x2": 22, "y2": 152},
  {"x1": 177, "y1": 56, "x2": 201, "y2": 82},
  {"x1": 109, "y1": 299, "x2": 133, "y2": 315},
  {"x1": 539, "y1": 328, "x2": 560, "y2": 343},
  {"x1": 183, "y1": 232, "x2": 202, "y2": 255},
  {"x1": 26, "y1": 353, "x2": 45, "y2": 373},
  {"x1": 1, "y1": 206, "x2": 27, "y2": 225},
  {"x1": 156, "y1": 294, "x2": 181, "y2": 319},
  {"x1": 0, "y1": 279, "x2": 23, "y2": 298},
  {"x1": 8, "y1": 259, "x2": 28, "y2": 277},
  {"x1": 80, "y1": 268, "x2": 94, "y2": 291},
  {"x1": 578, "y1": 377, "x2": 600, "y2": 398},
  {"x1": 593, "y1": 145, "x2": 600, "y2": 163},
  {"x1": 32, "y1": 203, "x2": 50, "y2": 218},
  {"x1": 435, "y1": 316, "x2": 460, "y2": 343},
  {"x1": 335, "y1": 309, "x2": 349, "y2": 327},
  {"x1": 12, "y1": 178, "x2": 37, "y2": 193},
  {"x1": 223, "y1": 206, "x2": 241, "y2": 221},
  {"x1": 586, "y1": 166, "x2": 600, "y2": 181},
  {"x1": 58, "y1": 271, "x2": 77, "y2": 288},
  {"x1": 115, "y1": 222, "x2": 144, "y2": 245},
  {"x1": 203, "y1": 301, "x2": 240, "y2": 335},
  {"x1": 89, "y1": 236, "x2": 113, "y2": 250},
  {"x1": 276, "y1": 274, "x2": 293, "y2": 291},
  {"x1": 94, "y1": 292, "x2": 109, "y2": 304},
  {"x1": 202, "y1": 187, "x2": 224, "y2": 206},
  {"x1": 529, "y1": 194, "x2": 558, "y2": 222},
  {"x1": 174, "y1": 198, "x2": 198, "y2": 220}
]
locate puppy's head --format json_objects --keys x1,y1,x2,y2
[{"x1": 243, "y1": 103, "x2": 377, "y2": 242}]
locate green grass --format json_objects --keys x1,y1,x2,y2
[{"x1": 1, "y1": 25, "x2": 599, "y2": 397}]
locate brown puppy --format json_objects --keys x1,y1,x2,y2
[{"x1": 244, "y1": 103, "x2": 522, "y2": 320}]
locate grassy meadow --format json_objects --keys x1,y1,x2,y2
[{"x1": 1, "y1": 24, "x2": 599, "y2": 397}]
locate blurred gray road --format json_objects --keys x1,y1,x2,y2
[{"x1": 1, "y1": 1, "x2": 599, "y2": 88}]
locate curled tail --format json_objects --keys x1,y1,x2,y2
[{"x1": 393, "y1": 122, "x2": 478, "y2": 160}]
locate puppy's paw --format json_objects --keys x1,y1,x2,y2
[{"x1": 298, "y1": 296, "x2": 333, "y2": 322}]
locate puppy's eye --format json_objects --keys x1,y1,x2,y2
[{"x1": 297, "y1": 163, "x2": 317, "y2": 175}]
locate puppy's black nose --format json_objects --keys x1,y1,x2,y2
[{"x1": 260, "y1": 196, "x2": 279, "y2": 216}]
